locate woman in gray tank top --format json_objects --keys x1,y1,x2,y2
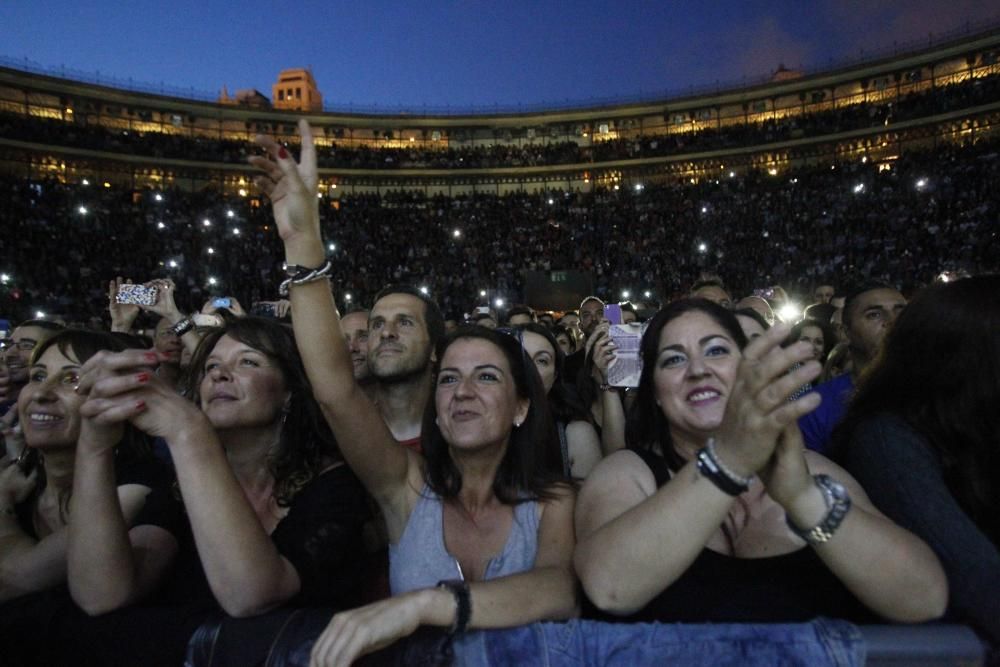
[{"x1": 250, "y1": 121, "x2": 578, "y2": 667}]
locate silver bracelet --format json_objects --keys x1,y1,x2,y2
[
  {"x1": 786, "y1": 474, "x2": 852, "y2": 544},
  {"x1": 706, "y1": 437, "x2": 755, "y2": 486},
  {"x1": 279, "y1": 259, "x2": 333, "y2": 297}
]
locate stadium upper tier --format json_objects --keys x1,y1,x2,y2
[{"x1": 0, "y1": 25, "x2": 999, "y2": 193}]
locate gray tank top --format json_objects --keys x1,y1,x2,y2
[{"x1": 389, "y1": 485, "x2": 540, "y2": 595}]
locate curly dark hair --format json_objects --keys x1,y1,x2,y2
[
  {"x1": 421, "y1": 325, "x2": 565, "y2": 504},
  {"x1": 185, "y1": 315, "x2": 340, "y2": 506}
]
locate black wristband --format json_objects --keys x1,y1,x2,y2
[
  {"x1": 436, "y1": 579, "x2": 471, "y2": 636},
  {"x1": 696, "y1": 443, "x2": 752, "y2": 496}
]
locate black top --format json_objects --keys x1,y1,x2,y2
[
  {"x1": 841, "y1": 414, "x2": 1000, "y2": 644},
  {"x1": 584, "y1": 447, "x2": 872, "y2": 624}
]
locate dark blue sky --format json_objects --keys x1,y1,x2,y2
[{"x1": 1, "y1": 1, "x2": 997, "y2": 111}]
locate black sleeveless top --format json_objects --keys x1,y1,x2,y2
[{"x1": 583, "y1": 448, "x2": 874, "y2": 624}]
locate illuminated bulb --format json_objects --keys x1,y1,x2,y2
[
  {"x1": 81, "y1": 179, "x2": 90, "y2": 186},
  {"x1": 208, "y1": 277, "x2": 218, "y2": 286},
  {"x1": 328, "y1": 243, "x2": 336, "y2": 252},
  {"x1": 226, "y1": 210, "x2": 234, "y2": 218},
  {"x1": 78, "y1": 206, "x2": 88, "y2": 215},
  {"x1": 621, "y1": 290, "x2": 630, "y2": 299},
  {"x1": 345, "y1": 293, "x2": 353, "y2": 301},
  {"x1": 168, "y1": 260, "x2": 178, "y2": 268},
  {"x1": 207, "y1": 247, "x2": 215, "y2": 254},
  {"x1": 419, "y1": 286, "x2": 429, "y2": 295},
  {"x1": 479, "y1": 290, "x2": 487, "y2": 297},
  {"x1": 232, "y1": 228, "x2": 240, "y2": 236},
  {"x1": 494, "y1": 298, "x2": 504, "y2": 308},
  {"x1": 644, "y1": 290, "x2": 652, "y2": 299},
  {"x1": 35, "y1": 311, "x2": 45, "y2": 319},
  {"x1": 452, "y1": 229, "x2": 461, "y2": 238},
  {"x1": 0, "y1": 273, "x2": 9, "y2": 284},
  {"x1": 157, "y1": 222, "x2": 165, "y2": 229},
  {"x1": 203, "y1": 219, "x2": 211, "y2": 227},
  {"x1": 698, "y1": 243, "x2": 708, "y2": 253},
  {"x1": 238, "y1": 189, "x2": 247, "y2": 197},
  {"x1": 154, "y1": 193, "x2": 163, "y2": 202}
]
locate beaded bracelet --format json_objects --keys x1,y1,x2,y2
[
  {"x1": 695, "y1": 437, "x2": 754, "y2": 496},
  {"x1": 279, "y1": 259, "x2": 333, "y2": 297}
]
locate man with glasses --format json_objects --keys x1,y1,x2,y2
[{"x1": 0, "y1": 319, "x2": 63, "y2": 407}]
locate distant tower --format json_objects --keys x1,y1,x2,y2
[{"x1": 272, "y1": 68, "x2": 323, "y2": 111}]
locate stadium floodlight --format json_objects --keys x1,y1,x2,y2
[
  {"x1": 207, "y1": 247, "x2": 215, "y2": 255},
  {"x1": 203, "y1": 219, "x2": 211, "y2": 227},
  {"x1": 35, "y1": 311, "x2": 45, "y2": 319},
  {"x1": 157, "y1": 222, "x2": 166, "y2": 230},
  {"x1": 78, "y1": 206, "x2": 88, "y2": 215},
  {"x1": 226, "y1": 210, "x2": 235, "y2": 218},
  {"x1": 778, "y1": 303, "x2": 801, "y2": 323},
  {"x1": 154, "y1": 194, "x2": 163, "y2": 202},
  {"x1": 168, "y1": 260, "x2": 178, "y2": 268},
  {"x1": 698, "y1": 243, "x2": 708, "y2": 253},
  {"x1": 328, "y1": 243, "x2": 336, "y2": 252},
  {"x1": 494, "y1": 298, "x2": 505, "y2": 308},
  {"x1": 208, "y1": 277, "x2": 218, "y2": 286},
  {"x1": 452, "y1": 229, "x2": 461, "y2": 238},
  {"x1": 419, "y1": 286, "x2": 429, "y2": 295},
  {"x1": 853, "y1": 183, "x2": 865, "y2": 194}
]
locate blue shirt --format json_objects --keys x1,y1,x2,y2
[{"x1": 798, "y1": 373, "x2": 854, "y2": 453}]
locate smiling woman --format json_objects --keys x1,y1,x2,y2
[
  {"x1": 0, "y1": 329, "x2": 171, "y2": 662},
  {"x1": 574, "y1": 298, "x2": 948, "y2": 626},
  {"x1": 248, "y1": 120, "x2": 577, "y2": 666}
]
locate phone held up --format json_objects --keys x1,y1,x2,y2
[{"x1": 116, "y1": 284, "x2": 158, "y2": 307}]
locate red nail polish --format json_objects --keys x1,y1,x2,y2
[
  {"x1": 136, "y1": 372, "x2": 150, "y2": 383},
  {"x1": 135, "y1": 400, "x2": 146, "y2": 411},
  {"x1": 278, "y1": 147, "x2": 289, "y2": 159}
]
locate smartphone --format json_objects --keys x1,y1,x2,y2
[
  {"x1": 116, "y1": 284, "x2": 158, "y2": 306},
  {"x1": 212, "y1": 297, "x2": 232, "y2": 309},
  {"x1": 753, "y1": 287, "x2": 776, "y2": 300},
  {"x1": 603, "y1": 303, "x2": 622, "y2": 325},
  {"x1": 251, "y1": 302, "x2": 278, "y2": 318}
]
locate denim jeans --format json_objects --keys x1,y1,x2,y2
[{"x1": 480, "y1": 618, "x2": 865, "y2": 667}]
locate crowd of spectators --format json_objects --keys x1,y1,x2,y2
[
  {"x1": 1, "y1": 71, "x2": 997, "y2": 170},
  {"x1": 1, "y1": 135, "x2": 997, "y2": 326}
]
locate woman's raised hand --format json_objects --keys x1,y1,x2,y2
[
  {"x1": 757, "y1": 422, "x2": 814, "y2": 509},
  {"x1": 712, "y1": 324, "x2": 821, "y2": 478},
  {"x1": 249, "y1": 120, "x2": 321, "y2": 251},
  {"x1": 77, "y1": 349, "x2": 204, "y2": 440},
  {"x1": 141, "y1": 278, "x2": 184, "y2": 322}
]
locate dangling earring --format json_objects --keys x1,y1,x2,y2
[{"x1": 281, "y1": 400, "x2": 291, "y2": 426}]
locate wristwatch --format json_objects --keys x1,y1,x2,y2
[{"x1": 786, "y1": 474, "x2": 852, "y2": 544}]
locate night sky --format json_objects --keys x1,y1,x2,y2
[{"x1": 1, "y1": 1, "x2": 998, "y2": 111}]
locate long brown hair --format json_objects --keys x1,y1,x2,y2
[
  {"x1": 833, "y1": 276, "x2": 1000, "y2": 544},
  {"x1": 186, "y1": 316, "x2": 340, "y2": 506}
]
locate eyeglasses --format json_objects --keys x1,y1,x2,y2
[{"x1": 1, "y1": 339, "x2": 36, "y2": 352}]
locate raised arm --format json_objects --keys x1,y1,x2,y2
[
  {"x1": 66, "y1": 411, "x2": 178, "y2": 615},
  {"x1": 575, "y1": 325, "x2": 821, "y2": 614},
  {"x1": 308, "y1": 485, "x2": 578, "y2": 666},
  {"x1": 249, "y1": 121, "x2": 415, "y2": 519},
  {"x1": 77, "y1": 349, "x2": 301, "y2": 617}
]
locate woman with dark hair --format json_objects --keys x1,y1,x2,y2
[
  {"x1": 790, "y1": 318, "x2": 835, "y2": 364},
  {"x1": 0, "y1": 329, "x2": 170, "y2": 664},
  {"x1": 249, "y1": 121, "x2": 576, "y2": 666},
  {"x1": 575, "y1": 298, "x2": 946, "y2": 624},
  {"x1": 514, "y1": 323, "x2": 601, "y2": 478},
  {"x1": 835, "y1": 275, "x2": 1000, "y2": 644},
  {"x1": 551, "y1": 324, "x2": 576, "y2": 356},
  {"x1": 0, "y1": 330, "x2": 159, "y2": 603},
  {"x1": 63, "y1": 315, "x2": 370, "y2": 664}
]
